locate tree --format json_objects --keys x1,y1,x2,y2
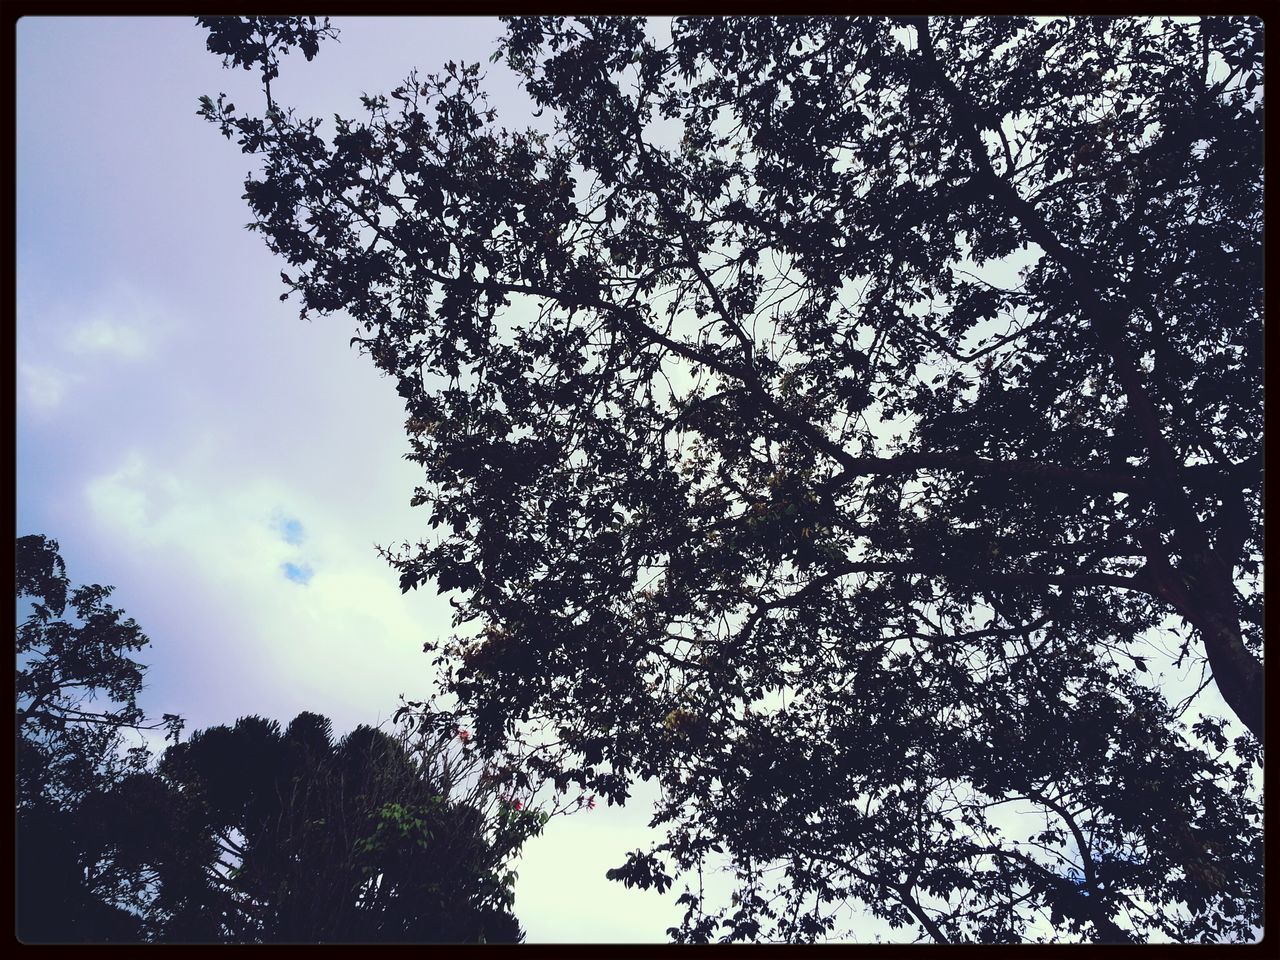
[
  {"x1": 134, "y1": 708, "x2": 542, "y2": 943},
  {"x1": 19, "y1": 706, "x2": 546, "y2": 943},
  {"x1": 16, "y1": 535, "x2": 541, "y2": 943},
  {"x1": 16, "y1": 535, "x2": 182, "y2": 942},
  {"x1": 199, "y1": 15, "x2": 1262, "y2": 942}
]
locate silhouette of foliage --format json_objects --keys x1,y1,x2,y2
[
  {"x1": 130, "y1": 709, "x2": 537, "y2": 942},
  {"x1": 16, "y1": 535, "x2": 183, "y2": 942},
  {"x1": 198, "y1": 15, "x2": 336, "y2": 111},
  {"x1": 15, "y1": 535, "x2": 541, "y2": 943},
  {"x1": 16, "y1": 536, "x2": 182, "y2": 802},
  {"x1": 200, "y1": 16, "x2": 1262, "y2": 943}
]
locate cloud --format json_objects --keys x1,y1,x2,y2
[
  {"x1": 281, "y1": 561, "x2": 314, "y2": 585},
  {"x1": 18, "y1": 283, "x2": 181, "y2": 423},
  {"x1": 83, "y1": 450, "x2": 156, "y2": 533},
  {"x1": 65, "y1": 312, "x2": 150, "y2": 358},
  {"x1": 19, "y1": 282, "x2": 172, "y2": 374},
  {"x1": 79, "y1": 447, "x2": 445, "y2": 734},
  {"x1": 18, "y1": 362, "x2": 73, "y2": 411},
  {"x1": 516, "y1": 781, "x2": 687, "y2": 943},
  {"x1": 59, "y1": 283, "x2": 177, "y2": 361}
]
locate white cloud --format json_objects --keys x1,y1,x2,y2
[
  {"x1": 83, "y1": 449, "x2": 155, "y2": 531},
  {"x1": 65, "y1": 312, "x2": 150, "y2": 358},
  {"x1": 60, "y1": 283, "x2": 178, "y2": 361},
  {"x1": 19, "y1": 282, "x2": 174, "y2": 366},
  {"x1": 18, "y1": 284, "x2": 181, "y2": 423},
  {"x1": 18, "y1": 361, "x2": 73, "y2": 410}
]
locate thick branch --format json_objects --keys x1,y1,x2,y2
[
  {"x1": 896, "y1": 883, "x2": 951, "y2": 944},
  {"x1": 821, "y1": 560, "x2": 1145, "y2": 595},
  {"x1": 992, "y1": 848, "x2": 1135, "y2": 944},
  {"x1": 911, "y1": 17, "x2": 1263, "y2": 744},
  {"x1": 825, "y1": 451, "x2": 1145, "y2": 494}
]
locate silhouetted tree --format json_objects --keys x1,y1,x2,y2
[
  {"x1": 199, "y1": 16, "x2": 1262, "y2": 942},
  {"x1": 142, "y1": 709, "x2": 538, "y2": 943},
  {"x1": 16, "y1": 536, "x2": 541, "y2": 943},
  {"x1": 15, "y1": 535, "x2": 181, "y2": 942}
]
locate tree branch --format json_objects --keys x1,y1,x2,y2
[
  {"x1": 824, "y1": 451, "x2": 1146, "y2": 494},
  {"x1": 909, "y1": 16, "x2": 1263, "y2": 744}
]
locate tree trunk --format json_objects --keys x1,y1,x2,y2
[{"x1": 1185, "y1": 563, "x2": 1264, "y2": 745}]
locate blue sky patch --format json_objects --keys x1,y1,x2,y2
[
  {"x1": 275, "y1": 515, "x2": 305, "y2": 546},
  {"x1": 281, "y1": 561, "x2": 313, "y2": 585}
]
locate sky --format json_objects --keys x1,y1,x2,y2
[{"x1": 15, "y1": 15, "x2": 697, "y2": 943}]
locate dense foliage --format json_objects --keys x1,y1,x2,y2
[
  {"x1": 200, "y1": 16, "x2": 1263, "y2": 942},
  {"x1": 16, "y1": 534, "x2": 181, "y2": 941},
  {"x1": 16, "y1": 536, "x2": 541, "y2": 943},
  {"x1": 136, "y1": 710, "x2": 536, "y2": 942}
]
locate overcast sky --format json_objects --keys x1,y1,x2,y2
[{"x1": 15, "y1": 16, "x2": 704, "y2": 943}]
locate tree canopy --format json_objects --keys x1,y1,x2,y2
[
  {"x1": 17, "y1": 534, "x2": 182, "y2": 805},
  {"x1": 136, "y1": 709, "x2": 536, "y2": 943},
  {"x1": 200, "y1": 15, "x2": 1263, "y2": 943},
  {"x1": 16, "y1": 534, "x2": 182, "y2": 942}
]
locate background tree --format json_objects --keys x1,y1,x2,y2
[
  {"x1": 16, "y1": 535, "x2": 182, "y2": 942},
  {"x1": 138, "y1": 708, "x2": 543, "y2": 943},
  {"x1": 200, "y1": 15, "x2": 1263, "y2": 943}
]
